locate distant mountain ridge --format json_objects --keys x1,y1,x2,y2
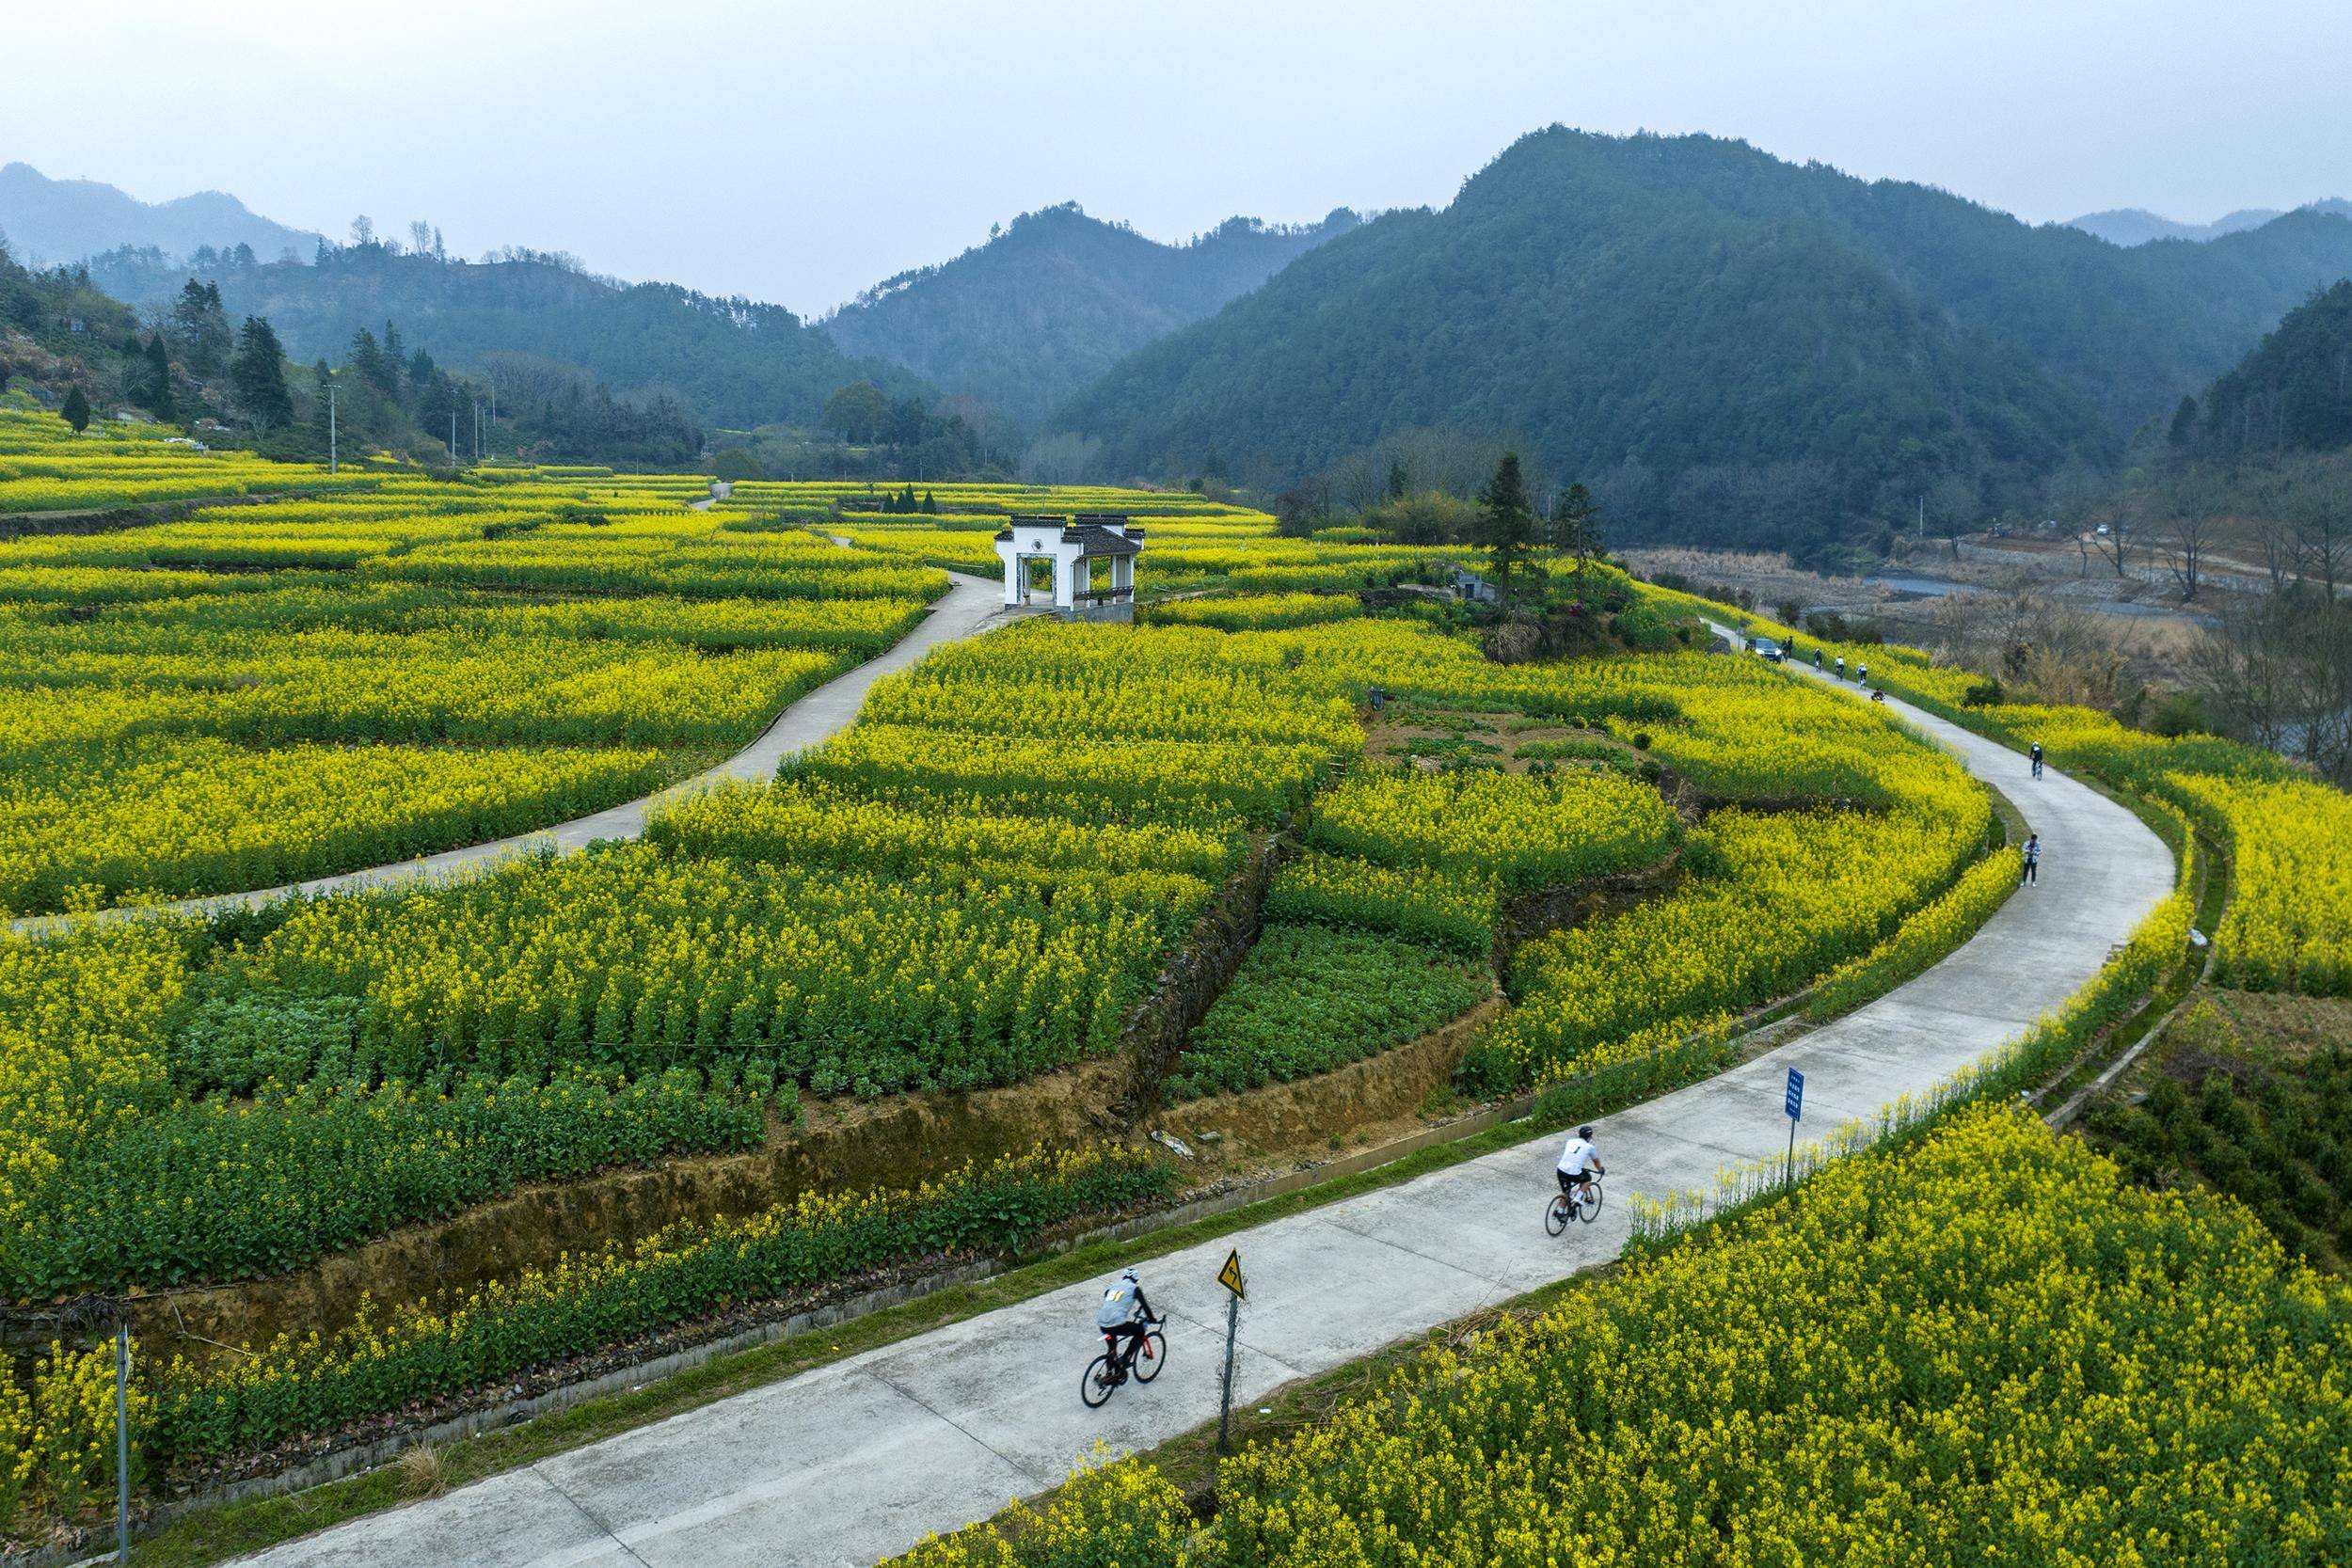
[
  {"x1": 821, "y1": 203, "x2": 1359, "y2": 425},
  {"x1": 1051, "y1": 129, "x2": 2352, "y2": 553},
  {"x1": 83, "y1": 244, "x2": 926, "y2": 431},
  {"x1": 2068, "y1": 198, "x2": 2352, "y2": 246},
  {"x1": 0, "y1": 162, "x2": 324, "y2": 265}
]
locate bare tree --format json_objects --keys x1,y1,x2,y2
[
  {"x1": 2087, "y1": 492, "x2": 2141, "y2": 579},
  {"x1": 2196, "y1": 584, "x2": 2352, "y2": 784},
  {"x1": 1018, "y1": 433, "x2": 1102, "y2": 485},
  {"x1": 2293, "y1": 476, "x2": 2350, "y2": 597},
  {"x1": 1928, "y1": 583, "x2": 2153, "y2": 711},
  {"x1": 1327, "y1": 448, "x2": 1392, "y2": 514},
  {"x1": 2157, "y1": 470, "x2": 2219, "y2": 601},
  {"x1": 2196, "y1": 594, "x2": 2301, "y2": 754},
  {"x1": 1929, "y1": 474, "x2": 1979, "y2": 560},
  {"x1": 2252, "y1": 507, "x2": 2304, "y2": 591}
]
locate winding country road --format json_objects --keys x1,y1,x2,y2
[
  {"x1": 7, "y1": 575, "x2": 1009, "y2": 939},
  {"x1": 229, "y1": 631, "x2": 2175, "y2": 1568}
]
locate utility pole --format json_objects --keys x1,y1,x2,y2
[
  {"x1": 115, "y1": 1320, "x2": 131, "y2": 1563},
  {"x1": 449, "y1": 410, "x2": 457, "y2": 466},
  {"x1": 327, "y1": 384, "x2": 338, "y2": 473}
]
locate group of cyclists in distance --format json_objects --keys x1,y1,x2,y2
[
  {"x1": 1087, "y1": 1127, "x2": 1608, "y2": 1400},
  {"x1": 1091, "y1": 641, "x2": 2058, "y2": 1406}
]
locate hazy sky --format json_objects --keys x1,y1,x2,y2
[{"x1": 5, "y1": 0, "x2": 2348, "y2": 314}]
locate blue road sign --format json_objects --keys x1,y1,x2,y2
[{"x1": 1785, "y1": 1068, "x2": 1804, "y2": 1121}]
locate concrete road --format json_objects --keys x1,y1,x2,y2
[
  {"x1": 227, "y1": 647, "x2": 2174, "y2": 1567},
  {"x1": 9, "y1": 574, "x2": 1008, "y2": 938}
]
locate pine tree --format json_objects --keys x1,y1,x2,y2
[
  {"x1": 230, "y1": 317, "x2": 294, "y2": 430},
  {"x1": 169, "y1": 280, "x2": 233, "y2": 378},
  {"x1": 61, "y1": 387, "x2": 91, "y2": 434},
  {"x1": 346, "y1": 327, "x2": 394, "y2": 395},
  {"x1": 142, "y1": 333, "x2": 174, "y2": 420},
  {"x1": 1478, "y1": 451, "x2": 1536, "y2": 605},
  {"x1": 2169, "y1": 395, "x2": 2200, "y2": 450},
  {"x1": 922, "y1": 489, "x2": 938, "y2": 515},
  {"x1": 1386, "y1": 460, "x2": 1409, "y2": 501},
  {"x1": 1479, "y1": 452, "x2": 1536, "y2": 595}
]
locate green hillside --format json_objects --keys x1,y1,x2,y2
[
  {"x1": 84, "y1": 243, "x2": 927, "y2": 430},
  {"x1": 1052, "y1": 129, "x2": 2352, "y2": 551},
  {"x1": 822, "y1": 203, "x2": 1358, "y2": 426},
  {"x1": 2181, "y1": 277, "x2": 2352, "y2": 458}
]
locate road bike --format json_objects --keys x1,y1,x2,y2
[
  {"x1": 1079, "y1": 1320, "x2": 1166, "y2": 1407},
  {"x1": 1544, "y1": 1175, "x2": 1605, "y2": 1235}
]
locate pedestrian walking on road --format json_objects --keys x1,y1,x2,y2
[
  {"x1": 2030, "y1": 741, "x2": 2044, "y2": 780},
  {"x1": 2021, "y1": 833, "x2": 2041, "y2": 886}
]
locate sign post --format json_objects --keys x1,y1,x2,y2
[
  {"x1": 1215, "y1": 1248, "x2": 1246, "y2": 1453},
  {"x1": 1783, "y1": 1068, "x2": 1804, "y2": 1190}
]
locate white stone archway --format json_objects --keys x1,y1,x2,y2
[{"x1": 992, "y1": 514, "x2": 1144, "y2": 620}]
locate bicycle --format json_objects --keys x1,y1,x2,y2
[
  {"x1": 1079, "y1": 1319, "x2": 1167, "y2": 1408},
  {"x1": 1544, "y1": 1175, "x2": 1605, "y2": 1235}
]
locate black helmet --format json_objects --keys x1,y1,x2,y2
[{"x1": 1578, "y1": 1125, "x2": 1595, "y2": 1139}]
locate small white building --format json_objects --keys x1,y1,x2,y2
[{"x1": 993, "y1": 513, "x2": 1144, "y2": 621}]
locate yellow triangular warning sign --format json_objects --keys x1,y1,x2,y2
[{"x1": 1216, "y1": 1248, "x2": 1245, "y2": 1299}]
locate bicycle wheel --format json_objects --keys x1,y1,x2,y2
[
  {"x1": 1079, "y1": 1352, "x2": 1118, "y2": 1409},
  {"x1": 1544, "y1": 1193, "x2": 1571, "y2": 1236},
  {"x1": 1581, "y1": 1179, "x2": 1605, "y2": 1222},
  {"x1": 1133, "y1": 1329, "x2": 1168, "y2": 1384}
]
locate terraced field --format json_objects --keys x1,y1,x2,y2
[{"x1": 6, "y1": 413, "x2": 2349, "y2": 1566}]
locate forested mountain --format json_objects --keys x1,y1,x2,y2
[
  {"x1": 2177, "y1": 279, "x2": 2352, "y2": 459},
  {"x1": 1052, "y1": 130, "x2": 2352, "y2": 552},
  {"x1": 821, "y1": 204, "x2": 1359, "y2": 426},
  {"x1": 83, "y1": 242, "x2": 927, "y2": 430},
  {"x1": 0, "y1": 163, "x2": 323, "y2": 267},
  {"x1": 2068, "y1": 199, "x2": 2351, "y2": 247}
]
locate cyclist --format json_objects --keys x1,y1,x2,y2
[
  {"x1": 1094, "y1": 1267, "x2": 1160, "y2": 1383},
  {"x1": 2030, "y1": 740, "x2": 2044, "y2": 780},
  {"x1": 1836, "y1": 655, "x2": 1846, "y2": 679},
  {"x1": 1812, "y1": 648, "x2": 1823, "y2": 670},
  {"x1": 1556, "y1": 1125, "x2": 1606, "y2": 1207},
  {"x1": 1857, "y1": 662, "x2": 1869, "y2": 687}
]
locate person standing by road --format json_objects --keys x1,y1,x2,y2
[
  {"x1": 2030, "y1": 741, "x2": 2044, "y2": 780},
  {"x1": 2021, "y1": 833, "x2": 2041, "y2": 886}
]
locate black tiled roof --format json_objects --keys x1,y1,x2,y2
[{"x1": 1060, "y1": 523, "x2": 1141, "y2": 556}]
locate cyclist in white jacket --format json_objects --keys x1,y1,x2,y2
[{"x1": 1556, "y1": 1126, "x2": 1606, "y2": 1202}]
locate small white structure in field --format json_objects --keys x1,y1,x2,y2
[{"x1": 993, "y1": 513, "x2": 1144, "y2": 621}]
